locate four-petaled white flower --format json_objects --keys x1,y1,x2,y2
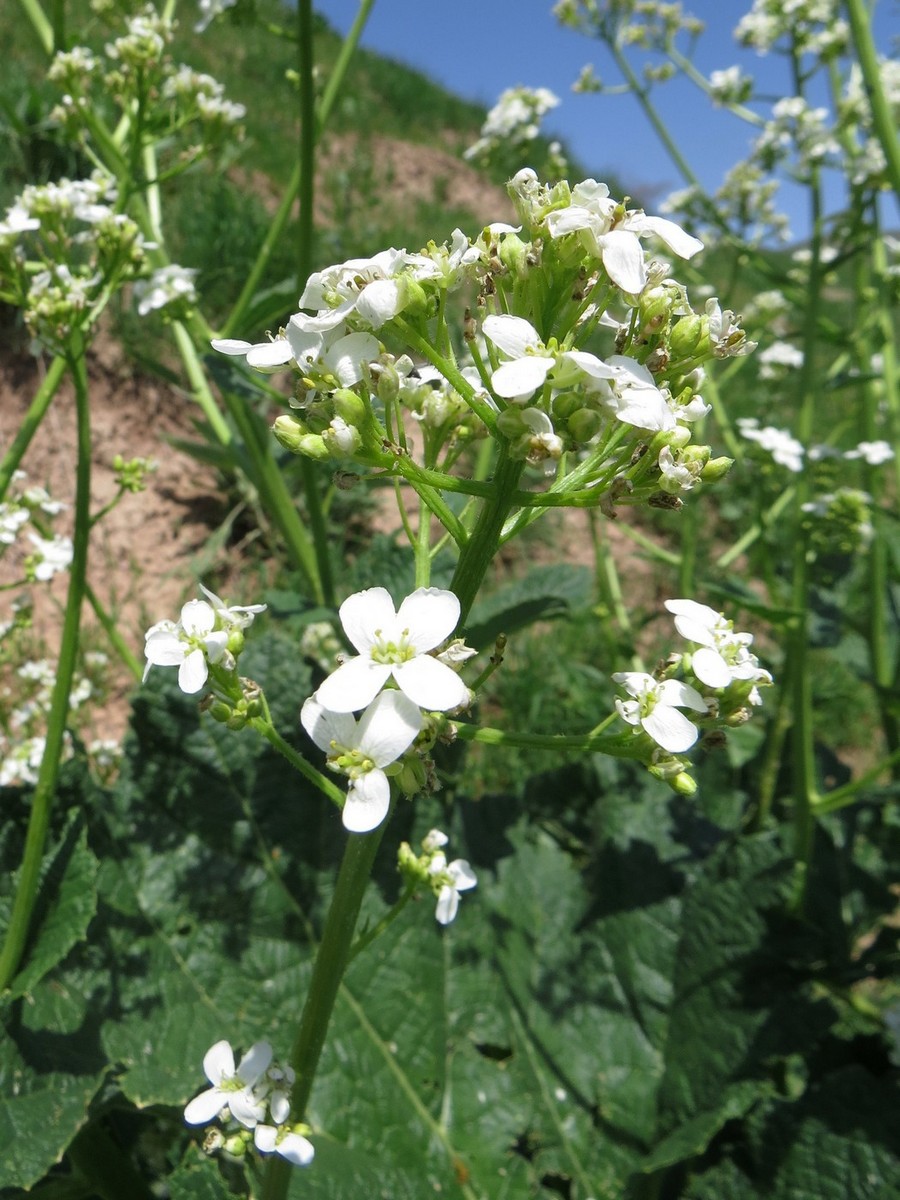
[
  {"x1": 315, "y1": 587, "x2": 470, "y2": 714},
  {"x1": 184, "y1": 1040, "x2": 272, "y2": 1128},
  {"x1": 143, "y1": 599, "x2": 229, "y2": 694},
  {"x1": 254, "y1": 1123, "x2": 315, "y2": 1166},
  {"x1": 198, "y1": 583, "x2": 267, "y2": 630},
  {"x1": 428, "y1": 844, "x2": 478, "y2": 926},
  {"x1": 665, "y1": 599, "x2": 770, "y2": 690},
  {"x1": 612, "y1": 671, "x2": 707, "y2": 753},
  {"x1": 301, "y1": 691, "x2": 423, "y2": 832}
]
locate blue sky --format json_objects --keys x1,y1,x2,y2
[{"x1": 320, "y1": 0, "x2": 898, "y2": 242}]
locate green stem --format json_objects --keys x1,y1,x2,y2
[
  {"x1": 452, "y1": 720, "x2": 647, "y2": 760},
  {"x1": 260, "y1": 823, "x2": 387, "y2": 1200},
  {"x1": 844, "y1": 0, "x2": 900, "y2": 199},
  {"x1": 0, "y1": 346, "x2": 91, "y2": 992},
  {"x1": 296, "y1": 0, "x2": 316, "y2": 292},
  {"x1": 812, "y1": 747, "x2": 900, "y2": 815},
  {"x1": 85, "y1": 583, "x2": 142, "y2": 681},
  {"x1": 0, "y1": 355, "x2": 67, "y2": 501},
  {"x1": 249, "y1": 716, "x2": 346, "y2": 809},
  {"x1": 300, "y1": 460, "x2": 335, "y2": 608},
  {"x1": 347, "y1": 882, "x2": 416, "y2": 963},
  {"x1": 450, "y1": 449, "x2": 524, "y2": 624},
  {"x1": 17, "y1": 0, "x2": 53, "y2": 54}
]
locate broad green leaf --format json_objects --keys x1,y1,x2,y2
[
  {"x1": 465, "y1": 564, "x2": 592, "y2": 649},
  {"x1": 7, "y1": 813, "x2": 99, "y2": 1001}
]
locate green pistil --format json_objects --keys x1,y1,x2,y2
[{"x1": 370, "y1": 628, "x2": 414, "y2": 665}]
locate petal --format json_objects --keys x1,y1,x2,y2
[
  {"x1": 300, "y1": 696, "x2": 360, "y2": 752},
  {"x1": 237, "y1": 1040, "x2": 273, "y2": 1087},
  {"x1": 491, "y1": 356, "x2": 554, "y2": 400},
  {"x1": 356, "y1": 278, "x2": 406, "y2": 327},
  {"x1": 657, "y1": 679, "x2": 707, "y2": 712},
  {"x1": 228, "y1": 1088, "x2": 266, "y2": 1128},
  {"x1": 393, "y1": 655, "x2": 469, "y2": 711},
  {"x1": 184, "y1": 1087, "x2": 226, "y2": 1125},
  {"x1": 246, "y1": 339, "x2": 294, "y2": 370},
  {"x1": 435, "y1": 885, "x2": 459, "y2": 925},
  {"x1": 691, "y1": 647, "x2": 733, "y2": 689},
  {"x1": 357, "y1": 690, "x2": 422, "y2": 766},
  {"x1": 448, "y1": 859, "x2": 477, "y2": 891},
  {"x1": 178, "y1": 648, "x2": 209, "y2": 695},
  {"x1": 285, "y1": 321, "x2": 325, "y2": 366},
  {"x1": 203, "y1": 631, "x2": 229, "y2": 664},
  {"x1": 637, "y1": 215, "x2": 704, "y2": 259},
  {"x1": 642, "y1": 706, "x2": 699, "y2": 753},
  {"x1": 315, "y1": 656, "x2": 392, "y2": 713},
  {"x1": 254, "y1": 1125, "x2": 278, "y2": 1154},
  {"x1": 339, "y1": 587, "x2": 397, "y2": 653},
  {"x1": 180, "y1": 599, "x2": 216, "y2": 637},
  {"x1": 324, "y1": 332, "x2": 380, "y2": 386},
  {"x1": 203, "y1": 1040, "x2": 235, "y2": 1084},
  {"x1": 343, "y1": 771, "x2": 391, "y2": 833},
  {"x1": 482, "y1": 314, "x2": 542, "y2": 358},
  {"x1": 144, "y1": 630, "x2": 186, "y2": 668},
  {"x1": 211, "y1": 338, "x2": 253, "y2": 355},
  {"x1": 599, "y1": 230, "x2": 647, "y2": 293},
  {"x1": 276, "y1": 1132, "x2": 315, "y2": 1166},
  {"x1": 269, "y1": 1092, "x2": 291, "y2": 1125},
  {"x1": 395, "y1": 587, "x2": 460, "y2": 652}
]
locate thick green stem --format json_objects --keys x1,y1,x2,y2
[
  {"x1": 250, "y1": 716, "x2": 345, "y2": 809},
  {"x1": 18, "y1": 0, "x2": 53, "y2": 54},
  {"x1": 260, "y1": 824, "x2": 387, "y2": 1200},
  {"x1": 453, "y1": 720, "x2": 644, "y2": 760},
  {"x1": 450, "y1": 449, "x2": 524, "y2": 624},
  {"x1": 844, "y1": 0, "x2": 900, "y2": 199},
  {"x1": 0, "y1": 348, "x2": 91, "y2": 992}
]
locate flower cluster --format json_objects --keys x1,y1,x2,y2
[
  {"x1": 464, "y1": 85, "x2": 563, "y2": 170},
  {"x1": 217, "y1": 167, "x2": 748, "y2": 520},
  {"x1": 143, "y1": 584, "x2": 266, "y2": 699},
  {"x1": 612, "y1": 598, "x2": 772, "y2": 789},
  {"x1": 302, "y1": 587, "x2": 474, "y2": 833},
  {"x1": 184, "y1": 1040, "x2": 313, "y2": 1168},
  {"x1": 399, "y1": 829, "x2": 478, "y2": 925}
]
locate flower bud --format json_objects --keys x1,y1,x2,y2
[
  {"x1": 496, "y1": 407, "x2": 527, "y2": 439},
  {"x1": 568, "y1": 408, "x2": 603, "y2": 442},
  {"x1": 668, "y1": 314, "x2": 704, "y2": 358},
  {"x1": 295, "y1": 434, "x2": 330, "y2": 461},
  {"x1": 498, "y1": 233, "x2": 529, "y2": 277},
  {"x1": 701, "y1": 455, "x2": 734, "y2": 481},
  {"x1": 322, "y1": 417, "x2": 362, "y2": 457},
  {"x1": 395, "y1": 754, "x2": 428, "y2": 796},
  {"x1": 332, "y1": 388, "x2": 366, "y2": 426},
  {"x1": 272, "y1": 414, "x2": 309, "y2": 454},
  {"x1": 551, "y1": 391, "x2": 582, "y2": 420}
]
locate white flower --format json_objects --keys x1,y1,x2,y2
[
  {"x1": 665, "y1": 599, "x2": 770, "y2": 689},
  {"x1": 198, "y1": 583, "x2": 267, "y2": 630},
  {"x1": 27, "y1": 532, "x2": 74, "y2": 580},
  {"x1": 428, "y1": 851, "x2": 477, "y2": 925},
  {"x1": 254, "y1": 1124, "x2": 315, "y2": 1166},
  {"x1": 600, "y1": 357, "x2": 675, "y2": 431},
  {"x1": 482, "y1": 314, "x2": 557, "y2": 401},
  {"x1": 844, "y1": 440, "x2": 894, "y2": 465},
  {"x1": 737, "y1": 419, "x2": 805, "y2": 472},
  {"x1": 143, "y1": 599, "x2": 229, "y2": 694},
  {"x1": 315, "y1": 587, "x2": 470, "y2": 714},
  {"x1": 612, "y1": 671, "x2": 707, "y2": 753},
  {"x1": 301, "y1": 691, "x2": 422, "y2": 832},
  {"x1": 184, "y1": 1040, "x2": 272, "y2": 1128},
  {"x1": 133, "y1": 264, "x2": 198, "y2": 316},
  {"x1": 0, "y1": 503, "x2": 29, "y2": 544}
]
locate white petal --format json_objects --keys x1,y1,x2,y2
[
  {"x1": 211, "y1": 338, "x2": 253, "y2": 355},
  {"x1": 339, "y1": 588, "x2": 396, "y2": 653},
  {"x1": 356, "y1": 278, "x2": 405, "y2": 328},
  {"x1": 277, "y1": 1131, "x2": 315, "y2": 1166},
  {"x1": 642, "y1": 706, "x2": 699, "y2": 753},
  {"x1": 300, "y1": 696, "x2": 360, "y2": 753},
  {"x1": 343, "y1": 770, "x2": 391, "y2": 832},
  {"x1": 203, "y1": 631, "x2": 229, "y2": 664},
  {"x1": 228, "y1": 1087, "x2": 266, "y2": 1128},
  {"x1": 448, "y1": 859, "x2": 477, "y2": 891},
  {"x1": 184, "y1": 1087, "x2": 226, "y2": 1125},
  {"x1": 324, "y1": 332, "x2": 380, "y2": 386},
  {"x1": 395, "y1": 587, "x2": 460, "y2": 652},
  {"x1": 237, "y1": 1041, "x2": 273, "y2": 1086},
  {"x1": 612, "y1": 670, "x2": 654, "y2": 697},
  {"x1": 178, "y1": 648, "x2": 209, "y2": 694},
  {"x1": 144, "y1": 629, "x2": 187, "y2": 668},
  {"x1": 613, "y1": 389, "x2": 675, "y2": 432},
  {"x1": 285, "y1": 321, "x2": 325, "y2": 366},
  {"x1": 599, "y1": 230, "x2": 647, "y2": 293},
  {"x1": 492, "y1": 356, "x2": 554, "y2": 400},
  {"x1": 393, "y1": 655, "x2": 469, "y2": 711},
  {"x1": 482, "y1": 314, "x2": 542, "y2": 358},
  {"x1": 637, "y1": 215, "x2": 703, "y2": 259},
  {"x1": 691, "y1": 647, "x2": 733, "y2": 689},
  {"x1": 657, "y1": 678, "x2": 707, "y2": 712},
  {"x1": 543, "y1": 205, "x2": 600, "y2": 238},
  {"x1": 293, "y1": 301, "x2": 355, "y2": 332},
  {"x1": 269, "y1": 1092, "x2": 291, "y2": 1125},
  {"x1": 564, "y1": 350, "x2": 615, "y2": 383},
  {"x1": 180, "y1": 599, "x2": 216, "y2": 637},
  {"x1": 246, "y1": 340, "x2": 294, "y2": 370},
  {"x1": 315, "y1": 656, "x2": 392, "y2": 713},
  {"x1": 435, "y1": 885, "x2": 459, "y2": 925},
  {"x1": 254, "y1": 1125, "x2": 278, "y2": 1153},
  {"x1": 203, "y1": 1040, "x2": 235, "y2": 1085},
  {"x1": 665, "y1": 597, "x2": 720, "y2": 627},
  {"x1": 356, "y1": 691, "x2": 422, "y2": 766}
]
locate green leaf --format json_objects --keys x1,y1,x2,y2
[
  {"x1": 7, "y1": 811, "x2": 99, "y2": 1001},
  {"x1": 465, "y1": 564, "x2": 593, "y2": 649}
]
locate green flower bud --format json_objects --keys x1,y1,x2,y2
[
  {"x1": 669, "y1": 314, "x2": 704, "y2": 358},
  {"x1": 551, "y1": 391, "x2": 582, "y2": 420},
  {"x1": 498, "y1": 233, "x2": 529, "y2": 277},
  {"x1": 333, "y1": 388, "x2": 367, "y2": 426},
  {"x1": 496, "y1": 407, "x2": 528, "y2": 439},
  {"x1": 395, "y1": 754, "x2": 428, "y2": 796},
  {"x1": 701, "y1": 455, "x2": 734, "y2": 482},
  {"x1": 568, "y1": 407, "x2": 603, "y2": 442},
  {"x1": 639, "y1": 286, "x2": 670, "y2": 333},
  {"x1": 272, "y1": 414, "x2": 310, "y2": 454},
  {"x1": 296, "y1": 433, "x2": 331, "y2": 461}
]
